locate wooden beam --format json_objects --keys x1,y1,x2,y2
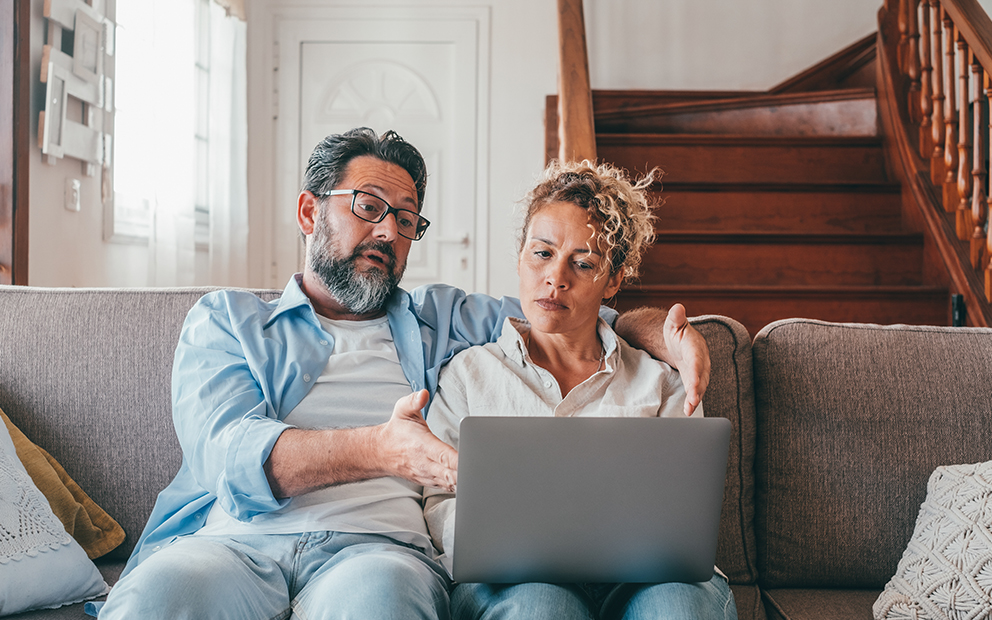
[
  {"x1": 1, "y1": 0, "x2": 29, "y2": 284},
  {"x1": 0, "y1": 0, "x2": 11, "y2": 284},
  {"x1": 556, "y1": 0, "x2": 596, "y2": 162}
]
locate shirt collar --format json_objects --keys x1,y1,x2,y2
[
  {"x1": 497, "y1": 315, "x2": 620, "y2": 369},
  {"x1": 264, "y1": 273, "x2": 412, "y2": 328}
]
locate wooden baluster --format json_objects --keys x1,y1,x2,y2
[
  {"x1": 957, "y1": 36, "x2": 973, "y2": 240},
  {"x1": 971, "y1": 72, "x2": 992, "y2": 272},
  {"x1": 899, "y1": 0, "x2": 910, "y2": 72},
  {"x1": 908, "y1": 0, "x2": 923, "y2": 124},
  {"x1": 971, "y1": 62, "x2": 987, "y2": 268},
  {"x1": 931, "y1": 1, "x2": 945, "y2": 184},
  {"x1": 987, "y1": 195, "x2": 992, "y2": 302},
  {"x1": 920, "y1": 0, "x2": 933, "y2": 157},
  {"x1": 944, "y1": 16, "x2": 959, "y2": 211}
]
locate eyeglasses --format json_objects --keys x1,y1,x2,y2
[{"x1": 319, "y1": 189, "x2": 431, "y2": 241}]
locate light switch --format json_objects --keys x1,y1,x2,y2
[{"x1": 65, "y1": 178, "x2": 81, "y2": 212}]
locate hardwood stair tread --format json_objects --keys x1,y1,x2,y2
[
  {"x1": 655, "y1": 181, "x2": 900, "y2": 192},
  {"x1": 595, "y1": 88, "x2": 877, "y2": 122},
  {"x1": 652, "y1": 231, "x2": 922, "y2": 244},
  {"x1": 621, "y1": 283, "x2": 947, "y2": 295},
  {"x1": 595, "y1": 88, "x2": 878, "y2": 137},
  {"x1": 597, "y1": 133, "x2": 882, "y2": 146},
  {"x1": 600, "y1": 136, "x2": 889, "y2": 184}
]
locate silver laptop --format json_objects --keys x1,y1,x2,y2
[{"x1": 452, "y1": 416, "x2": 731, "y2": 584}]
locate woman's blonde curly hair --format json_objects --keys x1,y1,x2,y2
[{"x1": 520, "y1": 159, "x2": 659, "y2": 281}]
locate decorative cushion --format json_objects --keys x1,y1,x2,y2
[
  {"x1": 0, "y1": 408, "x2": 124, "y2": 559},
  {"x1": 0, "y1": 414, "x2": 109, "y2": 615},
  {"x1": 874, "y1": 460, "x2": 992, "y2": 619}
]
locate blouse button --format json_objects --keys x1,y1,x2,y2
[{"x1": 303, "y1": 374, "x2": 312, "y2": 382}]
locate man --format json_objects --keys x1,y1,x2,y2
[{"x1": 97, "y1": 128, "x2": 710, "y2": 619}]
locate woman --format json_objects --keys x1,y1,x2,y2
[{"x1": 424, "y1": 160, "x2": 736, "y2": 620}]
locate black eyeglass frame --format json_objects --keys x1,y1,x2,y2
[{"x1": 318, "y1": 189, "x2": 431, "y2": 241}]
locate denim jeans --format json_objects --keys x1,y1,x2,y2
[
  {"x1": 450, "y1": 572, "x2": 736, "y2": 620},
  {"x1": 98, "y1": 532, "x2": 451, "y2": 620}
]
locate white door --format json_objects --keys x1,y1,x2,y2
[{"x1": 275, "y1": 12, "x2": 488, "y2": 293}]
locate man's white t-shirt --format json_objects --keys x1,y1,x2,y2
[{"x1": 195, "y1": 314, "x2": 434, "y2": 553}]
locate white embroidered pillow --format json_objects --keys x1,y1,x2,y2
[
  {"x1": 0, "y1": 419, "x2": 108, "y2": 614},
  {"x1": 874, "y1": 460, "x2": 992, "y2": 620}
]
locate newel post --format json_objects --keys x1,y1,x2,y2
[{"x1": 556, "y1": 0, "x2": 597, "y2": 163}]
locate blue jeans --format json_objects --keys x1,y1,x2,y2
[
  {"x1": 98, "y1": 532, "x2": 451, "y2": 620},
  {"x1": 450, "y1": 573, "x2": 736, "y2": 620}
]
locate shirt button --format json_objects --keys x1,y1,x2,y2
[
  {"x1": 194, "y1": 513, "x2": 202, "y2": 520},
  {"x1": 153, "y1": 545, "x2": 161, "y2": 551},
  {"x1": 319, "y1": 340, "x2": 329, "y2": 346},
  {"x1": 543, "y1": 381, "x2": 552, "y2": 388},
  {"x1": 303, "y1": 374, "x2": 312, "y2": 382}
]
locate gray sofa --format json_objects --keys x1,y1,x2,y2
[{"x1": 1, "y1": 285, "x2": 990, "y2": 620}]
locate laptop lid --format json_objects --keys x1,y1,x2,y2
[{"x1": 452, "y1": 416, "x2": 731, "y2": 584}]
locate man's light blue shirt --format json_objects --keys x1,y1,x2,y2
[{"x1": 121, "y1": 274, "x2": 618, "y2": 579}]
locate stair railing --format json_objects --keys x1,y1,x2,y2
[
  {"x1": 886, "y1": 0, "x2": 992, "y2": 320},
  {"x1": 555, "y1": 0, "x2": 597, "y2": 162}
]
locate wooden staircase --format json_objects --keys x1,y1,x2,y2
[{"x1": 547, "y1": 35, "x2": 951, "y2": 336}]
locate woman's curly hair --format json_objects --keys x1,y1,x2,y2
[{"x1": 520, "y1": 159, "x2": 659, "y2": 282}]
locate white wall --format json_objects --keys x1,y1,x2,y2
[
  {"x1": 585, "y1": 0, "x2": 878, "y2": 91},
  {"x1": 28, "y1": 0, "x2": 878, "y2": 291}
]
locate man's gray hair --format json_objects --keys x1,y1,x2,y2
[{"x1": 302, "y1": 127, "x2": 428, "y2": 210}]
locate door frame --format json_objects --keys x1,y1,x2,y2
[{"x1": 1, "y1": 0, "x2": 30, "y2": 285}]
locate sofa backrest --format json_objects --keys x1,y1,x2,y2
[
  {"x1": 0, "y1": 285, "x2": 280, "y2": 561},
  {"x1": 0, "y1": 286, "x2": 760, "y2": 581},
  {"x1": 690, "y1": 316, "x2": 759, "y2": 589},
  {"x1": 752, "y1": 319, "x2": 992, "y2": 589}
]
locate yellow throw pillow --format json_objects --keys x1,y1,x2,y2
[{"x1": 0, "y1": 407, "x2": 125, "y2": 559}]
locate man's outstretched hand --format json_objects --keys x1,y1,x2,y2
[
  {"x1": 615, "y1": 304, "x2": 711, "y2": 416},
  {"x1": 376, "y1": 390, "x2": 458, "y2": 491},
  {"x1": 663, "y1": 303, "x2": 710, "y2": 416}
]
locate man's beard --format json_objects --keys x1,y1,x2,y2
[{"x1": 308, "y1": 215, "x2": 405, "y2": 315}]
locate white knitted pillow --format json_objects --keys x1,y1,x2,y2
[
  {"x1": 0, "y1": 420, "x2": 108, "y2": 614},
  {"x1": 874, "y1": 460, "x2": 992, "y2": 620}
]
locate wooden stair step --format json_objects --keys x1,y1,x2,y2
[
  {"x1": 596, "y1": 88, "x2": 878, "y2": 137},
  {"x1": 615, "y1": 284, "x2": 949, "y2": 336},
  {"x1": 590, "y1": 90, "x2": 761, "y2": 115},
  {"x1": 598, "y1": 134, "x2": 887, "y2": 184},
  {"x1": 641, "y1": 232, "x2": 925, "y2": 286},
  {"x1": 653, "y1": 182, "x2": 902, "y2": 233}
]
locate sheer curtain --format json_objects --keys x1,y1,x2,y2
[
  {"x1": 206, "y1": 2, "x2": 248, "y2": 286},
  {"x1": 115, "y1": 0, "x2": 248, "y2": 287}
]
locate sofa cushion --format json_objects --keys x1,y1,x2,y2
[
  {"x1": 730, "y1": 584, "x2": 768, "y2": 620},
  {"x1": 762, "y1": 588, "x2": 878, "y2": 620},
  {"x1": 0, "y1": 414, "x2": 109, "y2": 614},
  {"x1": 753, "y1": 319, "x2": 992, "y2": 590},
  {"x1": 873, "y1": 460, "x2": 992, "y2": 619},
  {"x1": 1, "y1": 408, "x2": 124, "y2": 559},
  {"x1": 0, "y1": 286, "x2": 282, "y2": 562},
  {"x1": 690, "y1": 315, "x2": 759, "y2": 586}
]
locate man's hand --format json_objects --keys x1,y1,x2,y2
[
  {"x1": 264, "y1": 390, "x2": 457, "y2": 498},
  {"x1": 662, "y1": 304, "x2": 710, "y2": 416},
  {"x1": 614, "y1": 304, "x2": 710, "y2": 416},
  {"x1": 375, "y1": 390, "x2": 458, "y2": 491}
]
